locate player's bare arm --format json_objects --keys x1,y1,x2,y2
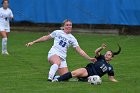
[
  {"x1": 75, "y1": 46, "x2": 96, "y2": 62},
  {"x1": 26, "y1": 35, "x2": 52, "y2": 47},
  {"x1": 94, "y1": 43, "x2": 106, "y2": 57},
  {"x1": 108, "y1": 76, "x2": 118, "y2": 82}
]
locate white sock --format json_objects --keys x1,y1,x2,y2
[
  {"x1": 2, "y1": 38, "x2": 7, "y2": 53},
  {"x1": 48, "y1": 64, "x2": 59, "y2": 80}
]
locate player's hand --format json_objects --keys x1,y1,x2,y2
[
  {"x1": 26, "y1": 42, "x2": 34, "y2": 47},
  {"x1": 101, "y1": 43, "x2": 106, "y2": 49},
  {"x1": 89, "y1": 58, "x2": 97, "y2": 62},
  {"x1": 111, "y1": 79, "x2": 118, "y2": 83}
]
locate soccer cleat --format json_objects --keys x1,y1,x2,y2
[
  {"x1": 53, "y1": 75, "x2": 60, "y2": 79},
  {"x1": 47, "y1": 79, "x2": 52, "y2": 82},
  {"x1": 2, "y1": 51, "x2": 9, "y2": 55},
  {"x1": 48, "y1": 77, "x2": 53, "y2": 82},
  {"x1": 52, "y1": 79, "x2": 58, "y2": 82},
  {"x1": 78, "y1": 77, "x2": 88, "y2": 82}
]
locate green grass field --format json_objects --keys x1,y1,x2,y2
[{"x1": 0, "y1": 32, "x2": 140, "y2": 93}]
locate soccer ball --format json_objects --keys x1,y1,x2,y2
[{"x1": 88, "y1": 75, "x2": 102, "y2": 85}]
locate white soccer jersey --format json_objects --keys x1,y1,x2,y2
[
  {"x1": 0, "y1": 7, "x2": 13, "y2": 32},
  {"x1": 48, "y1": 30, "x2": 79, "y2": 59}
]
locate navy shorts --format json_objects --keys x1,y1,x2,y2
[
  {"x1": 78, "y1": 63, "x2": 96, "y2": 82},
  {"x1": 85, "y1": 63, "x2": 96, "y2": 76}
]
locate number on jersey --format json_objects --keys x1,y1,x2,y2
[
  {"x1": 100, "y1": 64, "x2": 107, "y2": 72},
  {"x1": 59, "y1": 40, "x2": 67, "y2": 47}
]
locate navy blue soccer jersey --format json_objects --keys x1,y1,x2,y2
[{"x1": 85, "y1": 55, "x2": 114, "y2": 77}]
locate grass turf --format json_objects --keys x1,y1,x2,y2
[{"x1": 0, "y1": 32, "x2": 140, "y2": 93}]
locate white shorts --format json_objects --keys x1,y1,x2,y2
[
  {"x1": 48, "y1": 51, "x2": 67, "y2": 69},
  {"x1": 0, "y1": 22, "x2": 10, "y2": 32},
  {"x1": 0, "y1": 26, "x2": 10, "y2": 32}
]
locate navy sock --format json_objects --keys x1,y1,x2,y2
[{"x1": 58, "y1": 72, "x2": 72, "y2": 81}]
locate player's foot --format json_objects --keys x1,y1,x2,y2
[
  {"x1": 2, "y1": 51, "x2": 9, "y2": 55},
  {"x1": 78, "y1": 77, "x2": 88, "y2": 82},
  {"x1": 47, "y1": 77, "x2": 52, "y2": 82},
  {"x1": 48, "y1": 75, "x2": 59, "y2": 82},
  {"x1": 47, "y1": 79, "x2": 52, "y2": 82},
  {"x1": 52, "y1": 79, "x2": 58, "y2": 82},
  {"x1": 53, "y1": 75, "x2": 60, "y2": 79}
]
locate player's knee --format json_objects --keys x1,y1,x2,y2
[
  {"x1": 0, "y1": 32, "x2": 7, "y2": 38},
  {"x1": 71, "y1": 71, "x2": 79, "y2": 77},
  {"x1": 52, "y1": 61, "x2": 61, "y2": 66},
  {"x1": 58, "y1": 68, "x2": 68, "y2": 76},
  {"x1": 49, "y1": 58, "x2": 61, "y2": 66}
]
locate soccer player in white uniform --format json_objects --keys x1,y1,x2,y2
[
  {"x1": 0, "y1": 0, "x2": 13, "y2": 55},
  {"x1": 26, "y1": 19, "x2": 96, "y2": 81}
]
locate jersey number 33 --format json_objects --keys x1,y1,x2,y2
[{"x1": 59, "y1": 40, "x2": 67, "y2": 47}]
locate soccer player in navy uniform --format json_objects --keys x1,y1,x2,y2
[{"x1": 53, "y1": 43, "x2": 121, "y2": 82}]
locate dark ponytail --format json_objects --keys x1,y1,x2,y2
[{"x1": 112, "y1": 43, "x2": 121, "y2": 56}]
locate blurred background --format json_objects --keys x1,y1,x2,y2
[{"x1": 4, "y1": 0, "x2": 140, "y2": 35}]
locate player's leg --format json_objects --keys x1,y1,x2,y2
[
  {"x1": 57, "y1": 59, "x2": 68, "y2": 75},
  {"x1": 53, "y1": 67, "x2": 68, "y2": 80},
  {"x1": 56, "y1": 68, "x2": 88, "y2": 81},
  {"x1": 71, "y1": 68, "x2": 88, "y2": 77},
  {"x1": 48, "y1": 54, "x2": 61, "y2": 80},
  {"x1": 0, "y1": 30, "x2": 8, "y2": 55},
  {"x1": 73, "y1": 68, "x2": 89, "y2": 82},
  {"x1": 57, "y1": 67, "x2": 68, "y2": 76},
  {"x1": 0, "y1": 31, "x2": 7, "y2": 37}
]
